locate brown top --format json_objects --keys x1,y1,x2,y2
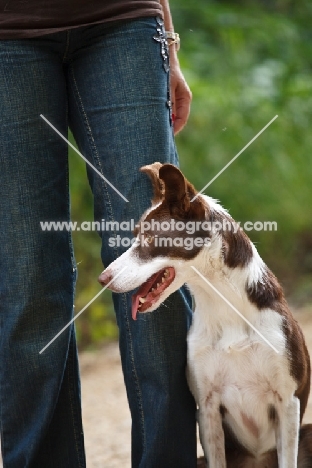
[{"x1": 0, "y1": 0, "x2": 162, "y2": 39}]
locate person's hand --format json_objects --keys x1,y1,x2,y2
[{"x1": 169, "y1": 53, "x2": 192, "y2": 135}]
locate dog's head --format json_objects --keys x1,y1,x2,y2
[{"x1": 98, "y1": 163, "x2": 221, "y2": 319}]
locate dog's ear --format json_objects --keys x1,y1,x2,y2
[
  {"x1": 159, "y1": 164, "x2": 189, "y2": 210},
  {"x1": 159, "y1": 164, "x2": 204, "y2": 218},
  {"x1": 140, "y1": 162, "x2": 165, "y2": 205}
]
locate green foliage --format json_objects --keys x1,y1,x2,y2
[
  {"x1": 70, "y1": 0, "x2": 312, "y2": 349},
  {"x1": 172, "y1": 0, "x2": 312, "y2": 296}
]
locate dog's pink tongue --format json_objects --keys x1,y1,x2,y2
[
  {"x1": 131, "y1": 273, "x2": 159, "y2": 320},
  {"x1": 132, "y1": 295, "x2": 140, "y2": 320}
]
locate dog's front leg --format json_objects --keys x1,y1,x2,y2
[
  {"x1": 275, "y1": 396, "x2": 300, "y2": 467},
  {"x1": 198, "y1": 391, "x2": 226, "y2": 468}
]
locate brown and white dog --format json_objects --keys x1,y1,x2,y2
[{"x1": 99, "y1": 162, "x2": 312, "y2": 468}]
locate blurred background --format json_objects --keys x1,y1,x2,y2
[{"x1": 69, "y1": 0, "x2": 312, "y2": 350}]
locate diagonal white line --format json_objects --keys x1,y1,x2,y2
[
  {"x1": 191, "y1": 115, "x2": 278, "y2": 202},
  {"x1": 190, "y1": 266, "x2": 279, "y2": 354},
  {"x1": 40, "y1": 114, "x2": 129, "y2": 202},
  {"x1": 39, "y1": 266, "x2": 127, "y2": 354}
]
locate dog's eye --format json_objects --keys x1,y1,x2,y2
[{"x1": 146, "y1": 235, "x2": 154, "y2": 244}]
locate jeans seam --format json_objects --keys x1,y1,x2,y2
[
  {"x1": 63, "y1": 31, "x2": 71, "y2": 63},
  {"x1": 115, "y1": 25, "x2": 156, "y2": 455},
  {"x1": 66, "y1": 143, "x2": 77, "y2": 274},
  {"x1": 122, "y1": 293, "x2": 146, "y2": 453},
  {"x1": 69, "y1": 65, "x2": 120, "y2": 259},
  {"x1": 0, "y1": 317, "x2": 4, "y2": 467},
  {"x1": 67, "y1": 329, "x2": 85, "y2": 467},
  {"x1": 65, "y1": 152, "x2": 84, "y2": 467}
]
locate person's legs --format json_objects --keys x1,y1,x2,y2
[
  {"x1": 0, "y1": 36, "x2": 85, "y2": 467},
  {"x1": 67, "y1": 19, "x2": 197, "y2": 468}
]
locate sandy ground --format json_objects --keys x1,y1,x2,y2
[
  {"x1": 0, "y1": 307, "x2": 311, "y2": 468},
  {"x1": 81, "y1": 306, "x2": 312, "y2": 468},
  {"x1": 81, "y1": 340, "x2": 206, "y2": 468}
]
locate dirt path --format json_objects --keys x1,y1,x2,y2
[
  {"x1": 81, "y1": 306, "x2": 312, "y2": 467},
  {"x1": 81, "y1": 342, "x2": 205, "y2": 467},
  {"x1": 81, "y1": 343, "x2": 132, "y2": 468}
]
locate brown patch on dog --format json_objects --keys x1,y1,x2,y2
[
  {"x1": 208, "y1": 208, "x2": 253, "y2": 269},
  {"x1": 220, "y1": 404, "x2": 228, "y2": 418},
  {"x1": 268, "y1": 404, "x2": 278, "y2": 424},
  {"x1": 281, "y1": 311, "x2": 311, "y2": 422},
  {"x1": 223, "y1": 230, "x2": 253, "y2": 269},
  {"x1": 135, "y1": 206, "x2": 210, "y2": 261},
  {"x1": 222, "y1": 224, "x2": 253, "y2": 268},
  {"x1": 159, "y1": 164, "x2": 206, "y2": 220},
  {"x1": 246, "y1": 267, "x2": 284, "y2": 310},
  {"x1": 298, "y1": 424, "x2": 312, "y2": 468}
]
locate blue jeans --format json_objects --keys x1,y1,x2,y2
[{"x1": 0, "y1": 18, "x2": 197, "y2": 468}]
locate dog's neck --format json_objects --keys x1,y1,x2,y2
[{"x1": 186, "y1": 229, "x2": 268, "y2": 340}]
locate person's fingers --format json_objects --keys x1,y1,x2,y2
[{"x1": 171, "y1": 78, "x2": 192, "y2": 135}]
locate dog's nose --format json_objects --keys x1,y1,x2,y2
[{"x1": 98, "y1": 270, "x2": 112, "y2": 286}]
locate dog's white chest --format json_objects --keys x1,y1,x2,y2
[{"x1": 187, "y1": 309, "x2": 296, "y2": 457}]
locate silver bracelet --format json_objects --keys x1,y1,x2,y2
[{"x1": 165, "y1": 31, "x2": 180, "y2": 51}]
